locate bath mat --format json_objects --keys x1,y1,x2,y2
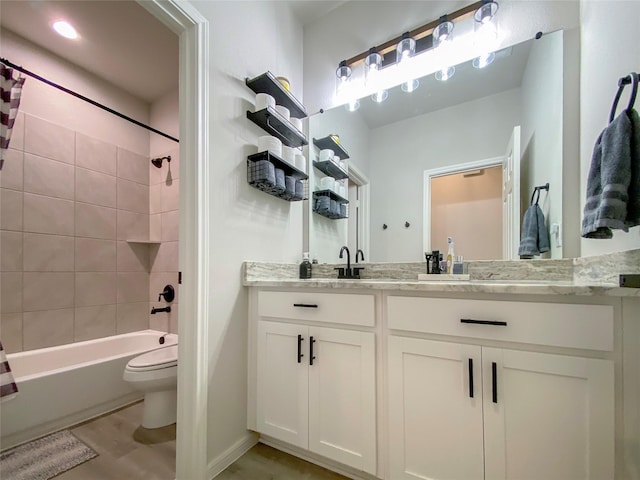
[{"x1": 0, "y1": 430, "x2": 97, "y2": 480}]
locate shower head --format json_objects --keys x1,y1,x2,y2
[{"x1": 151, "y1": 155, "x2": 171, "y2": 168}]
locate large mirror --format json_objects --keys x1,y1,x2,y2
[{"x1": 308, "y1": 30, "x2": 567, "y2": 264}]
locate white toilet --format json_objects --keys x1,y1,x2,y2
[{"x1": 123, "y1": 344, "x2": 178, "y2": 429}]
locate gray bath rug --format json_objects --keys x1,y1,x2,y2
[{"x1": 0, "y1": 430, "x2": 97, "y2": 480}]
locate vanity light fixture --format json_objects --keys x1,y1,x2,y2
[
  {"x1": 435, "y1": 66, "x2": 455, "y2": 81},
  {"x1": 472, "y1": 51, "x2": 495, "y2": 68},
  {"x1": 364, "y1": 48, "x2": 382, "y2": 85},
  {"x1": 345, "y1": 98, "x2": 360, "y2": 112},
  {"x1": 336, "y1": 60, "x2": 352, "y2": 90},
  {"x1": 371, "y1": 90, "x2": 389, "y2": 103},
  {"x1": 432, "y1": 16, "x2": 454, "y2": 48},
  {"x1": 474, "y1": 0, "x2": 499, "y2": 24},
  {"x1": 52, "y1": 20, "x2": 78, "y2": 40},
  {"x1": 397, "y1": 33, "x2": 419, "y2": 93}
]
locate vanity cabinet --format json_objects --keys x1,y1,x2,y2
[
  {"x1": 387, "y1": 296, "x2": 615, "y2": 480},
  {"x1": 250, "y1": 290, "x2": 377, "y2": 475}
]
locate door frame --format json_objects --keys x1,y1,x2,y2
[
  {"x1": 137, "y1": 2, "x2": 209, "y2": 479},
  {"x1": 422, "y1": 157, "x2": 503, "y2": 256},
  {"x1": 347, "y1": 163, "x2": 370, "y2": 261}
]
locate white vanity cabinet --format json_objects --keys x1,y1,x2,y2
[
  {"x1": 387, "y1": 295, "x2": 615, "y2": 480},
  {"x1": 249, "y1": 289, "x2": 377, "y2": 475}
]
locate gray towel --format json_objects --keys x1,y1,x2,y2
[
  {"x1": 625, "y1": 109, "x2": 640, "y2": 228},
  {"x1": 582, "y1": 110, "x2": 638, "y2": 238},
  {"x1": 518, "y1": 204, "x2": 550, "y2": 258}
]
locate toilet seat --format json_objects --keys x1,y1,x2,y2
[{"x1": 126, "y1": 345, "x2": 177, "y2": 371}]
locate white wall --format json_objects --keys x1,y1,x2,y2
[
  {"x1": 369, "y1": 88, "x2": 521, "y2": 262},
  {"x1": 308, "y1": 107, "x2": 370, "y2": 262},
  {"x1": 1, "y1": 29, "x2": 150, "y2": 156},
  {"x1": 520, "y1": 30, "x2": 563, "y2": 259},
  {"x1": 580, "y1": 0, "x2": 640, "y2": 256},
  {"x1": 185, "y1": 0, "x2": 304, "y2": 467}
]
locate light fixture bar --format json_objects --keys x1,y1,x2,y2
[{"x1": 344, "y1": 0, "x2": 483, "y2": 68}]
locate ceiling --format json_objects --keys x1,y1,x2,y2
[
  {"x1": 287, "y1": 0, "x2": 348, "y2": 25},
  {"x1": 0, "y1": 0, "x2": 179, "y2": 104}
]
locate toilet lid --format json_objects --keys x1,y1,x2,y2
[{"x1": 128, "y1": 345, "x2": 178, "y2": 370}]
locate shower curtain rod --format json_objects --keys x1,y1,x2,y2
[{"x1": 0, "y1": 57, "x2": 179, "y2": 143}]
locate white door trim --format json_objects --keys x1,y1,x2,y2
[
  {"x1": 138, "y1": 2, "x2": 209, "y2": 479},
  {"x1": 347, "y1": 164, "x2": 371, "y2": 260},
  {"x1": 422, "y1": 157, "x2": 503, "y2": 255}
]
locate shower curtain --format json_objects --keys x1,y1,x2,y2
[{"x1": 1, "y1": 64, "x2": 26, "y2": 170}]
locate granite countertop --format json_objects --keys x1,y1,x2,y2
[{"x1": 243, "y1": 249, "x2": 640, "y2": 297}]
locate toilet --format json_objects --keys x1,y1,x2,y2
[{"x1": 123, "y1": 344, "x2": 178, "y2": 429}]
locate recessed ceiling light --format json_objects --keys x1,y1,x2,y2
[{"x1": 52, "y1": 20, "x2": 78, "y2": 40}]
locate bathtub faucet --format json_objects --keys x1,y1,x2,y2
[{"x1": 151, "y1": 306, "x2": 172, "y2": 314}]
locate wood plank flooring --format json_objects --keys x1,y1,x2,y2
[{"x1": 55, "y1": 402, "x2": 349, "y2": 479}]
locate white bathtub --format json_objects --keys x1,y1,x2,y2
[{"x1": 0, "y1": 330, "x2": 178, "y2": 450}]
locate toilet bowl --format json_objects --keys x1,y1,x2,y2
[{"x1": 123, "y1": 344, "x2": 178, "y2": 429}]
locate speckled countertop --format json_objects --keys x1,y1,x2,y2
[{"x1": 243, "y1": 249, "x2": 640, "y2": 297}]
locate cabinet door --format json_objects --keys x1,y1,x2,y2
[
  {"x1": 388, "y1": 336, "x2": 484, "y2": 480},
  {"x1": 308, "y1": 327, "x2": 376, "y2": 475},
  {"x1": 256, "y1": 321, "x2": 308, "y2": 448},
  {"x1": 482, "y1": 348, "x2": 614, "y2": 480}
]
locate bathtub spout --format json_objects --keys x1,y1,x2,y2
[{"x1": 151, "y1": 306, "x2": 172, "y2": 314}]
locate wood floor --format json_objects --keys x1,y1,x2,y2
[{"x1": 55, "y1": 402, "x2": 348, "y2": 479}]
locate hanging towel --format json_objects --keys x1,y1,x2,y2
[
  {"x1": 0, "y1": 341, "x2": 18, "y2": 402},
  {"x1": 582, "y1": 111, "x2": 635, "y2": 238},
  {"x1": 518, "y1": 204, "x2": 550, "y2": 259},
  {"x1": 625, "y1": 109, "x2": 640, "y2": 228}
]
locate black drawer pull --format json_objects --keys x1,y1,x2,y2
[
  {"x1": 460, "y1": 318, "x2": 507, "y2": 327},
  {"x1": 492, "y1": 362, "x2": 498, "y2": 404},
  {"x1": 310, "y1": 336, "x2": 316, "y2": 366},
  {"x1": 293, "y1": 303, "x2": 318, "y2": 308},
  {"x1": 297, "y1": 334, "x2": 304, "y2": 363},
  {"x1": 468, "y1": 358, "x2": 474, "y2": 398}
]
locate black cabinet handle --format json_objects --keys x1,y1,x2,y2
[
  {"x1": 492, "y1": 362, "x2": 498, "y2": 403},
  {"x1": 460, "y1": 318, "x2": 507, "y2": 327},
  {"x1": 297, "y1": 334, "x2": 304, "y2": 363},
  {"x1": 293, "y1": 303, "x2": 318, "y2": 308},
  {"x1": 310, "y1": 336, "x2": 316, "y2": 366},
  {"x1": 468, "y1": 358, "x2": 474, "y2": 398}
]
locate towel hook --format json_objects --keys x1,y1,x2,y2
[{"x1": 609, "y1": 72, "x2": 638, "y2": 123}]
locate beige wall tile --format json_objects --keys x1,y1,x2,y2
[
  {"x1": 74, "y1": 304, "x2": 116, "y2": 341},
  {"x1": 118, "y1": 148, "x2": 149, "y2": 185},
  {"x1": 150, "y1": 214, "x2": 161, "y2": 241},
  {"x1": 24, "y1": 193, "x2": 74, "y2": 235},
  {"x1": 1, "y1": 189, "x2": 23, "y2": 231},
  {"x1": 23, "y1": 153, "x2": 74, "y2": 200},
  {"x1": 116, "y1": 241, "x2": 150, "y2": 272},
  {"x1": 75, "y1": 238, "x2": 116, "y2": 272},
  {"x1": 1, "y1": 312, "x2": 23, "y2": 353},
  {"x1": 75, "y1": 272, "x2": 116, "y2": 307},
  {"x1": 24, "y1": 116, "x2": 75, "y2": 164},
  {"x1": 117, "y1": 179, "x2": 149, "y2": 214},
  {"x1": 116, "y1": 302, "x2": 149, "y2": 334},
  {"x1": 0, "y1": 149, "x2": 24, "y2": 191},
  {"x1": 161, "y1": 210, "x2": 179, "y2": 241},
  {"x1": 76, "y1": 167, "x2": 117, "y2": 208},
  {"x1": 23, "y1": 272, "x2": 74, "y2": 311},
  {"x1": 150, "y1": 272, "x2": 179, "y2": 304},
  {"x1": 23, "y1": 308, "x2": 74, "y2": 350},
  {"x1": 149, "y1": 306, "x2": 169, "y2": 332},
  {"x1": 1, "y1": 272, "x2": 22, "y2": 313},
  {"x1": 161, "y1": 179, "x2": 179, "y2": 212},
  {"x1": 150, "y1": 241, "x2": 179, "y2": 273},
  {"x1": 149, "y1": 184, "x2": 162, "y2": 214},
  {"x1": 76, "y1": 133, "x2": 117, "y2": 176},
  {"x1": 116, "y1": 272, "x2": 149, "y2": 303},
  {"x1": 9, "y1": 112, "x2": 25, "y2": 152},
  {"x1": 23, "y1": 233, "x2": 74, "y2": 271},
  {"x1": 1, "y1": 231, "x2": 23, "y2": 272},
  {"x1": 75, "y1": 203, "x2": 117, "y2": 240},
  {"x1": 116, "y1": 210, "x2": 149, "y2": 241}
]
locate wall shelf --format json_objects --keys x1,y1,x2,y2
[
  {"x1": 126, "y1": 239, "x2": 161, "y2": 245},
  {"x1": 313, "y1": 136, "x2": 350, "y2": 160},
  {"x1": 247, "y1": 107, "x2": 308, "y2": 148},
  {"x1": 246, "y1": 71, "x2": 307, "y2": 119},
  {"x1": 247, "y1": 151, "x2": 308, "y2": 202},
  {"x1": 313, "y1": 160, "x2": 348, "y2": 180},
  {"x1": 312, "y1": 189, "x2": 349, "y2": 219}
]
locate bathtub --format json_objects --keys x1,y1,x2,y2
[{"x1": 0, "y1": 330, "x2": 178, "y2": 450}]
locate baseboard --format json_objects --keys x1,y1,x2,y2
[
  {"x1": 259, "y1": 436, "x2": 380, "y2": 480},
  {"x1": 207, "y1": 432, "x2": 258, "y2": 479}
]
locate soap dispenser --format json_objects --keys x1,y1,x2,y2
[
  {"x1": 446, "y1": 237, "x2": 455, "y2": 274},
  {"x1": 299, "y1": 252, "x2": 312, "y2": 279}
]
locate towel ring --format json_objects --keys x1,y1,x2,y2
[
  {"x1": 609, "y1": 72, "x2": 638, "y2": 123},
  {"x1": 530, "y1": 182, "x2": 549, "y2": 205}
]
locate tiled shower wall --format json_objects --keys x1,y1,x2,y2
[{"x1": 0, "y1": 113, "x2": 179, "y2": 353}]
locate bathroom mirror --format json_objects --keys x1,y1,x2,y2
[{"x1": 308, "y1": 31, "x2": 568, "y2": 263}]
